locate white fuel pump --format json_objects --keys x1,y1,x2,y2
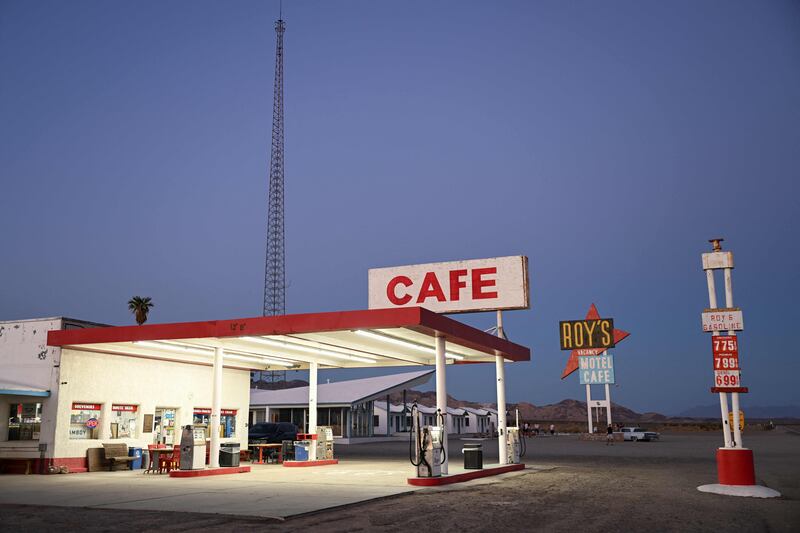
[
  {"x1": 409, "y1": 403, "x2": 446, "y2": 477},
  {"x1": 505, "y1": 409, "x2": 526, "y2": 464}
]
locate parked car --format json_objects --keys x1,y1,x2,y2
[
  {"x1": 248, "y1": 422, "x2": 298, "y2": 443},
  {"x1": 620, "y1": 427, "x2": 659, "y2": 442}
]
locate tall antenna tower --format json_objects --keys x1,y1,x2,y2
[
  {"x1": 259, "y1": 12, "x2": 287, "y2": 386},
  {"x1": 263, "y1": 15, "x2": 286, "y2": 318}
]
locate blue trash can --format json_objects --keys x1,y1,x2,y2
[
  {"x1": 294, "y1": 442, "x2": 309, "y2": 461},
  {"x1": 129, "y1": 447, "x2": 143, "y2": 469}
]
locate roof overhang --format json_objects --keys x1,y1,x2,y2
[{"x1": 48, "y1": 307, "x2": 531, "y2": 371}]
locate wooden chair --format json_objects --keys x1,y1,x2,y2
[
  {"x1": 146, "y1": 444, "x2": 166, "y2": 473},
  {"x1": 158, "y1": 445, "x2": 180, "y2": 473}
]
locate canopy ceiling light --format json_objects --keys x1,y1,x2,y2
[
  {"x1": 134, "y1": 340, "x2": 296, "y2": 368},
  {"x1": 354, "y1": 330, "x2": 465, "y2": 360},
  {"x1": 241, "y1": 336, "x2": 376, "y2": 364}
]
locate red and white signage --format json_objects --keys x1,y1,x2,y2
[
  {"x1": 72, "y1": 402, "x2": 101, "y2": 411},
  {"x1": 112, "y1": 404, "x2": 138, "y2": 412},
  {"x1": 194, "y1": 408, "x2": 237, "y2": 416},
  {"x1": 368, "y1": 256, "x2": 529, "y2": 314},
  {"x1": 702, "y1": 309, "x2": 744, "y2": 332},
  {"x1": 712, "y1": 335, "x2": 741, "y2": 389}
]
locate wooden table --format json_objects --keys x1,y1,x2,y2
[{"x1": 250, "y1": 443, "x2": 283, "y2": 464}]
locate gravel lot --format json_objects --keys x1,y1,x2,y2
[{"x1": 1, "y1": 428, "x2": 797, "y2": 532}]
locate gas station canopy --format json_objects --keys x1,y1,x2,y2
[{"x1": 47, "y1": 307, "x2": 531, "y2": 371}]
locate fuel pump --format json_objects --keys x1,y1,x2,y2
[
  {"x1": 505, "y1": 409, "x2": 526, "y2": 464},
  {"x1": 409, "y1": 403, "x2": 445, "y2": 477}
]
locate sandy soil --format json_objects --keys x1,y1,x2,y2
[{"x1": 1, "y1": 431, "x2": 797, "y2": 532}]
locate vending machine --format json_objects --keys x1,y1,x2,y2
[
  {"x1": 179, "y1": 425, "x2": 207, "y2": 470},
  {"x1": 316, "y1": 426, "x2": 334, "y2": 460}
]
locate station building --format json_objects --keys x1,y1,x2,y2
[
  {"x1": 0, "y1": 317, "x2": 249, "y2": 473},
  {"x1": 1, "y1": 307, "x2": 529, "y2": 474}
]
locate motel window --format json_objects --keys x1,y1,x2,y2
[
  {"x1": 110, "y1": 404, "x2": 138, "y2": 439},
  {"x1": 464, "y1": 418, "x2": 469, "y2": 427},
  {"x1": 70, "y1": 402, "x2": 102, "y2": 440},
  {"x1": 373, "y1": 415, "x2": 380, "y2": 427},
  {"x1": 7, "y1": 403, "x2": 42, "y2": 441}
]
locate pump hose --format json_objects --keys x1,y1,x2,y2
[
  {"x1": 409, "y1": 403, "x2": 422, "y2": 467},
  {"x1": 437, "y1": 410, "x2": 447, "y2": 465}
]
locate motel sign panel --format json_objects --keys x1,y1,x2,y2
[
  {"x1": 578, "y1": 354, "x2": 616, "y2": 385},
  {"x1": 368, "y1": 256, "x2": 529, "y2": 314}
]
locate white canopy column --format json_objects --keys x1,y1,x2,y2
[
  {"x1": 496, "y1": 353, "x2": 508, "y2": 464},
  {"x1": 308, "y1": 361, "x2": 318, "y2": 460},
  {"x1": 209, "y1": 346, "x2": 223, "y2": 468},
  {"x1": 435, "y1": 335, "x2": 448, "y2": 475}
]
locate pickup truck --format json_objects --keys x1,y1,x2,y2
[{"x1": 620, "y1": 427, "x2": 659, "y2": 442}]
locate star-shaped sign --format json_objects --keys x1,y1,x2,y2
[{"x1": 561, "y1": 303, "x2": 630, "y2": 379}]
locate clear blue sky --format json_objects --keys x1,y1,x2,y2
[{"x1": 1, "y1": 1, "x2": 798, "y2": 414}]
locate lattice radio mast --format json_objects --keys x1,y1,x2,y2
[
  {"x1": 259, "y1": 12, "x2": 287, "y2": 386},
  {"x1": 263, "y1": 15, "x2": 286, "y2": 318}
]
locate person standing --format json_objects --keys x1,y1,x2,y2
[
  {"x1": 549, "y1": 424, "x2": 555, "y2": 436},
  {"x1": 606, "y1": 424, "x2": 614, "y2": 445}
]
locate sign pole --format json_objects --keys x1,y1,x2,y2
[
  {"x1": 585, "y1": 384, "x2": 593, "y2": 434},
  {"x1": 496, "y1": 310, "x2": 508, "y2": 465},
  {"x1": 696, "y1": 239, "x2": 779, "y2": 497},
  {"x1": 604, "y1": 383, "x2": 612, "y2": 427},
  {"x1": 723, "y1": 267, "x2": 743, "y2": 448},
  {"x1": 704, "y1": 267, "x2": 733, "y2": 448}
]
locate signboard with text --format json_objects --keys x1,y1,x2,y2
[
  {"x1": 578, "y1": 354, "x2": 615, "y2": 385},
  {"x1": 560, "y1": 318, "x2": 615, "y2": 350},
  {"x1": 712, "y1": 335, "x2": 741, "y2": 389},
  {"x1": 702, "y1": 308, "x2": 744, "y2": 332},
  {"x1": 368, "y1": 256, "x2": 529, "y2": 314}
]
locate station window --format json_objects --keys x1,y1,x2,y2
[
  {"x1": 70, "y1": 402, "x2": 102, "y2": 440},
  {"x1": 464, "y1": 418, "x2": 469, "y2": 427},
  {"x1": 193, "y1": 408, "x2": 237, "y2": 439},
  {"x1": 373, "y1": 415, "x2": 380, "y2": 427},
  {"x1": 110, "y1": 404, "x2": 138, "y2": 438},
  {"x1": 7, "y1": 403, "x2": 42, "y2": 441}
]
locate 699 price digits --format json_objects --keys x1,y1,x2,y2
[{"x1": 715, "y1": 371, "x2": 739, "y2": 387}]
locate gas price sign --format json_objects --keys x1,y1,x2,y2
[{"x1": 712, "y1": 335, "x2": 741, "y2": 389}]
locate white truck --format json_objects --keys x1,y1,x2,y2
[{"x1": 620, "y1": 427, "x2": 659, "y2": 442}]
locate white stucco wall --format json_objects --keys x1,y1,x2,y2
[
  {"x1": 0, "y1": 318, "x2": 64, "y2": 458},
  {"x1": 52, "y1": 348, "x2": 250, "y2": 459}
]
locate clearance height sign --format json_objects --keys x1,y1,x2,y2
[{"x1": 368, "y1": 256, "x2": 529, "y2": 314}]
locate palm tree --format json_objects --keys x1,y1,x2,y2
[{"x1": 128, "y1": 296, "x2": 154, "y2": 325}]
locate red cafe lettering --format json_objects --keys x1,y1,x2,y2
[{"x1": 386, "y1": 267, "x2": 498, "y2": 306}]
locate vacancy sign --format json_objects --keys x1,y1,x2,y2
[
  {"x1": 578, "y1": 354, "x2": 615, "y2": 385},
  {"x1": 368, "y1": 256, "x2": 529, "y2": 314},
  {"x1": 702, "y1": 308, "x2": 744, "y2": 332},
  {"x1": 712, "y1": 335, "x2": 741, "y2": 389}
]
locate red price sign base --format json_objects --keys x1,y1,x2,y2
[{"x1": 711, "y1": 387, "x2": 749, "y2": 394}]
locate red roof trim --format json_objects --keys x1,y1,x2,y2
[{"x1": 47, "y1": 307, "x2": 530, "y2": 362}]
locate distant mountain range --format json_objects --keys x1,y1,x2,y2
[
  {"x1": 676, "y1": 404, "x2": 800, "y2": 419},
  {"x1": 252, "y1": 379, "x2": 799, "y2": 421}
]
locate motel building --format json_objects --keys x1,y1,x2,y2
[
  {"x1": 0, "y1": 307, "x2": 529, "y2": 477},
  {"x1": 249, "y1": 370, "x2": 435, "y2": 442}
]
